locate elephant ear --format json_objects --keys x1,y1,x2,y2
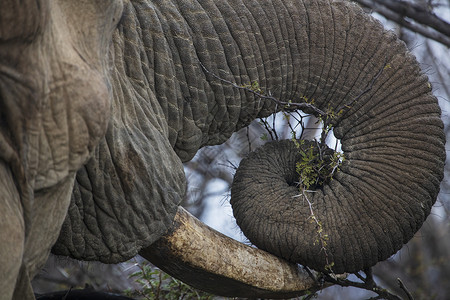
[{"x1": 230, "y1": 3, "x2": 445, "y2": 273}]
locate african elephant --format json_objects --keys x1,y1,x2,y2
[{"x1": 0, "y1": 0, "x2": 445, "y2": 299}]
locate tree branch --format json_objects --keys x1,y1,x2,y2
[
  {"x1": 199, "y1": 61, "x2": 327, "y2": 118},
  {"x1": 377, "y1": 0, "x2": 450, "y2": 36},
  {"x1": 397, "y1": 278, "x2": 414, "y2": 300},
  {"x1": 354, "y1": 0, "x2": 450, "y2": 47},
  {"x1": 425, "y1": 41, "x2": 450, "y2": 97},
  {"x1": 323, "y1": 269, "x2": 404, "y2": 300}
]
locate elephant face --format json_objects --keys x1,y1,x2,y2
[
  {"x1": 0, "y1": 0, "x2": 123, "y2": 298},
  {"x1": 0, "y1": 0, "x2": 445, "y2": 299}
]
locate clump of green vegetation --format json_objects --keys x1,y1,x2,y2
[
  {"x1": 125, "y1": 262, "x2": 213, "y2": 300},
  {"x1": 219, "y1": 76, "x2": 346, "y2": 273},
  {"x1": 241, "y1": 80, "x2": 264, "y2": 94},
  {"x1": 288, "y1": 100, "x2": 344, "y2": 275},
  {"x1": 293, "y1": 140, "x2": 342, "y2": 274},
  {"x1": 293, "y1": 139, "x2": 344, "y2": 191},
  {"x1": 202, "y1": 66, "x2": 409, "y2": 298}
]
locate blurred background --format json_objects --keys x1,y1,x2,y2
[{"x1": 33, "y1": 0, "x2": 450, "y2": 299}]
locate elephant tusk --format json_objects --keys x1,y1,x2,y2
[{"x1": 139, "y1": 206, "x2": 330, "y2": 298}]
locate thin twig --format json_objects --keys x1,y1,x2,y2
[
  {"x1": 301, "y1": 189, "x2": 333, "y2": 272},
  {"x1": 398, "y1": 278, "x2": 414, "y2": 300},
  {"x1": 354, "y1": 0, "x2": 450, "y2": 47},
  {"x1": 355, "y1": 271, "x2": 367, "y2": 282},
  {"x1": 364, "y1": 268, "x2": 375, "y2": 286},
  {"x1": 246, "y1": 126, "x2": 251, "y2": 153},
  {"x1": 199, "y1": 61, "x2": 327, "y2": 117},
  {"x1": 323, "y1": 269, "x2": 404, "y2": 300},
  {"x1": 260, "y1": 117, "x2": 277, "y2": 140},
  {"x1": 304, "y1": 266, "x2": 319, "y2": 284},
  {"x1": 425, "y1": 41, "x2": 450, "y2": 97},
  {"x1": 375, "y1": 0, "x2": 450, "y2": 37}
]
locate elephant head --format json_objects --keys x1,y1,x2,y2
[
  {"x1": 0, "y1": 1, "x2": 122, "y2": 298},
  {"x1": 0, "y1": 0, "x2": 445, "y2": 299}
]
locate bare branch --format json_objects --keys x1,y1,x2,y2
[
  {"x1": 378, "y1": 0, "x2": 450, "y2": 36},
  {"x1": 397, "y1": 278, "x2": 414, "y2": 300},
  {"x1": 354, "y1": 0, "x2": 450, "y2": 47},
  {"x1": 323, "y1": 269, "x2": 404, "y2": 300},
  {"x1": 260, "y1": 117, "x2": 278, "y2": 140},
  {"x1": 199, "y1": 61, "x2": 327, "y2": 118},
  {"x1": 425, "y1": 41, "x2": 450, "y2": 97}
]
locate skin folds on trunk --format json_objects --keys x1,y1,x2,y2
[
  {"x1": 228, "y1": 5, "x2": 446, "y2": 274},
  {"x1": 232, "y1": 133, "x2": 444, "y2": 274}
]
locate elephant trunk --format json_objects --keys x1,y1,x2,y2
[{"x1": 228, "y1": 2, "x2": 446, "y2": 274}]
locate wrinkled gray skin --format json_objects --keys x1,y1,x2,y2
[{"x1": 0, "y1": 0, "x2": 445, "y2": 299}]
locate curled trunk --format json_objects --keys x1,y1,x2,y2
[{"x1": 230, "y1": 3, "x2": 446, "y2": 273}]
